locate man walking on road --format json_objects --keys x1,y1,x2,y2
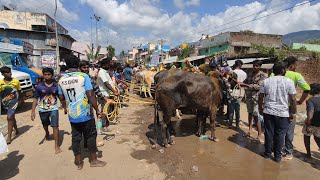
[
  {"x1": 31, "y1": 67, "x2": 62, "y2": 154},
  {"x1": 58, "y1": 55, "x2": 106, "y2": 169},
  {"x1": 259, "y1": 62, "x2": 297, "y2": 163}
]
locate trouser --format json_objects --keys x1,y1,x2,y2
[
  {"x1": 283, "y1": 107, "x2": 295, "y2": 155},
  {"x1": 264, "y1": 114, "x2": 290, "y2": 161},
  {"x1": 228, "y1": 99, "x2": 240, "y2": 126},
  {"x1": 71, "y1": 119, "x2": 97, "y2": 156},
  {"x1": 283, "y1": 119, "x2": 295, "y2": 155}
]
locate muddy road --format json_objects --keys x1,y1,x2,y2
[{"x1": 1, "y1": 96, "x2": 320, "y2": 180}]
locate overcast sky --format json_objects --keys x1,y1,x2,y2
[{"x1": 2, "y1": 0, "x2": 320, "y2": 53}]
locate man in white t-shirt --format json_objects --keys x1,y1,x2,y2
[
  {"x1": 97, "y1": 58, "x2": 120, "y2": 132},
  {"x1": 258, "y1": 62, "x2": 297, "y2": 163},
  {"x1": 228, "y1": 60, "x2": 247, "y2": 128}
]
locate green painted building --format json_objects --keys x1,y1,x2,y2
[
  {"x1": 292, "y1": 43, "x2": 320, "y2": 52},
  {"x1": 198, "y1": 32, "x2": 283, "y2": 57}
]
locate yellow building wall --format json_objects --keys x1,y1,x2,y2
[{"x1": 0, "y1": 10, "x2": 46, "y2": 30}]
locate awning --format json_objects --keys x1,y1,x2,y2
[
  {"x1": 227, "y1": 57, "x2": 270, "y2": 66},
  {"x1": 242, "y1": 63, "x2": 273, "y2": 69},
  {"x1": 177, "y1": 55, "x2": 206, "y2": 62},
  {"x1": 162, "y1": 56, "x2": 178, "y2": 64}
]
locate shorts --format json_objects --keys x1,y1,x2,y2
[
  {"x1": 302, "y1": 124, "x2": 320, "y2": 138},
  {"x1": 3, "y1": 101, "x2": 18, "y2": 118},
  {"x1": 246, "y1": 98, "x2": 258, "y2": 116},
  {"x1": 39, "y1": 110, "x2": 59, "y2": 127}
]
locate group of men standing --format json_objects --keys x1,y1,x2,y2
[{"x1": 227, "y1": 56, "x2": 319, "y2": 163}]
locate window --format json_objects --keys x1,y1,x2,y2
[
  {"x1": 20, "y1": 54, "x2": 34, "y2": 68},
  {"x1": 0, "y1": 53, "x2": 13, "y2": 66},
  {"x1": 31, "y1": 25, "x2": 47, "y2": 32}
]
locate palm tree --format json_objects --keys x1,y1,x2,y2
[
  {"x1": 107, "y1": 45, "x2": 115, "y2": 58},
  {"x1": 85, "y1": 45, "x2": 101, "y2": 62}
]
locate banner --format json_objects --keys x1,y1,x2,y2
[
  {"x1": 41, "y1": 51, "x2": 56, "y2": 69},
  {"x1": 149, "y1": 52, "x2": 160, "y2": 67}
]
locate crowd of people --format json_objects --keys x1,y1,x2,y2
[{"x1": 0, "y1": 54, "x2": 320, "y2": 168}]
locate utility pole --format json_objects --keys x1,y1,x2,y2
[
  {"x1": 54, "y1": 0, "x2": 60, "y2": 73},
  {"x1": 157, "y1": 39, "x2": 166, "y2": 63},
  {"x1": 90, "y1": 16, "x2": 94, "y2": 52},
  {"x1": 93, "y1": 14, "x2": 101, "y2": 48}
]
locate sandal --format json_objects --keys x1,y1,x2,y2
[
  {"x1": 90, "y1": 160, "x2": 107, "y2": 167},
  {"x1": 6, "y1": 139, "x2": 12, "y2": 145},
  {"x1": 103, "y1": 134, "x2": 115, "y2": 141}
]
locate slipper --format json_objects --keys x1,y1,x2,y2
[
  {"x1": 6, "y1": 139, "x2": 12, "y2": 145},
  {"x1": 90, "y1": 160, "x2": 107, "y2": 167},
  {"x1": 257, "y1": 137, "x2": 264, "y2": 144},
  {"x1": 103, "y1": 134, "x2": 115, "y2": 141}
]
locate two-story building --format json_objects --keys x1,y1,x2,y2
[
  {"x1": 0, "y1": 7, "x2": 75, "y2": 69},
  {"x1": 198, "y1": 31, "x2": 283, "y2": 58}
]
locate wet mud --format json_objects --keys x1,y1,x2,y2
[{"x1": 130, "y1": 105, "x2": 320, "y2": 180}]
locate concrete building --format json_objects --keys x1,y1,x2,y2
[
  {"x1": 292, "y1": 43, "x2": 320, "y2": 52},
  {"x1": 0, "y1": 8, "x2": 75, "y2": 69},
  {"x1": 198, "y1": 31, "x2": 283, "y2": 57},
  {"x1": 0, "y1": 29, "x2": 75, "y2": 68},
  {"x1": 0, "y1": 9, "x2": 67, "y2": 34}
]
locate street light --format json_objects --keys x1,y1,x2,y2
[{"x1": 93, "y1": 14, "x2": 101, "y2": 48}]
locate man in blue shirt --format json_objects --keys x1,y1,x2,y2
[
  {"x1": 123, "y1": 64, "x2": 132, "y2": 82},
  {"x1": 58, "y1": 55, "x2": 106, "y2": 170}
]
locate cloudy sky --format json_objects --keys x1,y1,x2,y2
[{"x1": 2, "y1": 0, "x2": 320, "y2": 53}]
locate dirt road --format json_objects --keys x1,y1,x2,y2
[{"x1": 1, "y1": 97, "x2": 320, "y2": 180}]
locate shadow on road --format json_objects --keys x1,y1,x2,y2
[
  {"x1": 0, "y1": 151, "x2": 24, "y2": 179},
  {"x1": 11, "y1": 125, "x2": 32, "y2": 141},
  {"x1": 294, "y1": 150, "x2": 320, "y2": 171},
  {"x1": 16, "y1": 101, "x2": 33, "y2": 114},
  {"x1": 227, "y1": 129, "x2": 265, "y2": 157}
]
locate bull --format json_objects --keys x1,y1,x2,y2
[{"x1": 154, "y1": 69, "x2": 223, "y2": 147}]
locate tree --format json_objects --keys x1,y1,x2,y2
[
  {"x1": 178, "y1": 46, "x2": 194, "y2": 60},
  {"x1": 120, "y1": 50, "x2": 125, "y2": 58},
  {"x1": 240, "y1": 30, "x2": 255, "y2": 35},
  {"x1": 107, "y1": 45, "x2": 115, "y2": 58},
  {"x1": 304, "y1": 39, "x2": 320, "y2": 45},
  {"x1": 85, "y1": 45, "x2": 101, "y2": 62}
]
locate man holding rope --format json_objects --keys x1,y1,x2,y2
[
  {"x1": 97, "y1": 58, "x2": 120, "y2": 132},
  {"x1": 228, "y1": 60, "x2": 247, "y2": 128}
]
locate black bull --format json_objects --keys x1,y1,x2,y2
[{"x1": 154, "y1": 69, "x2": 223, "y2": 147}]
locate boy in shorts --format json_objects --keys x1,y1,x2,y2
[
  {"x1": 303, "y1": 83, "x2": 320, "y2": 158},
  {"x1": 0, "y1": 66, "x2": 21, "y2": 144},
  {"x1": 31, "y1": 67, "x2": 62, "y2": 154}
]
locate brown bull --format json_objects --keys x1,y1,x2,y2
[
  {"x1": 133, "y1": 70, "x2": 157, "y2": 98},
  {"x1": 154, "y1": 69, "x2": 223, "y2": 147}
]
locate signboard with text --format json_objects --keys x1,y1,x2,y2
[
  {"x1": 41, "y1": 51, "x2": 56, "y2": 69},
  {"x1": 149, "y1": 52, "x2": 160, "y2": 67}
]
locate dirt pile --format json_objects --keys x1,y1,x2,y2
[{"x1": 297, "y1": 59, "x2": 320, "y2": 84}]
